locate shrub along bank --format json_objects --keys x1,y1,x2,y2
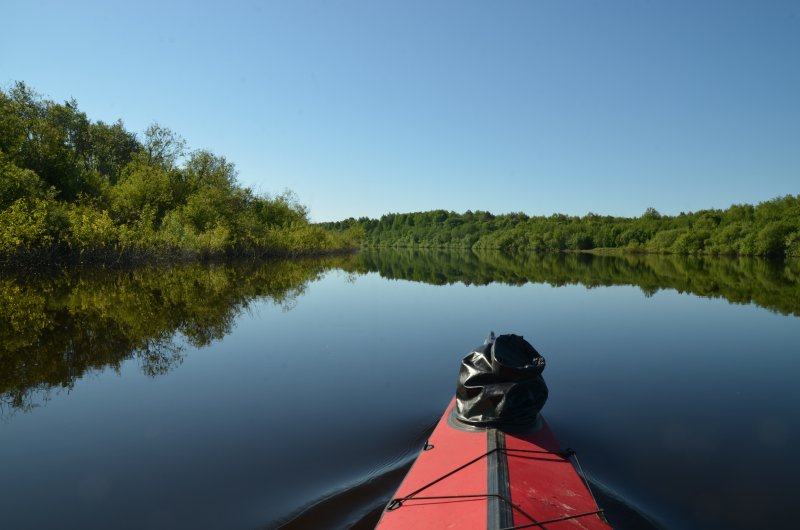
[{"x1": 0, "y1": 82, "x2": 358, "y2": 265}]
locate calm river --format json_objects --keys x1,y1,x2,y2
[{"x1": 1, "y1": 251, "x2": 798, "y2": 530}]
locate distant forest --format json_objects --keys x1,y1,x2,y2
[
  {"x1": 0, "y1": 82, "x2": 357, "y2": 265},
  {"x1": 325, "y1": 197, "x2": 800, "y2": 258}
]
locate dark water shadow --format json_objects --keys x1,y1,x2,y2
[
  {"x1": 267, "y1": 423, "x2": 437, "y2": 530},
  {"x1": 269, "y1": 462, "x2": 412, "y2": 530},
  {"x1": 592, "y1": 481, "x2": 665, "y2": 530}
]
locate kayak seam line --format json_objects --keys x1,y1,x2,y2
[{"x1": 487, "y1": 428, "x2": 514, "y2": 529}]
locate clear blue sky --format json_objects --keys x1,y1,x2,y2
[{"x1": 2, "y1": 0, "x2": 798, "y2": 222}]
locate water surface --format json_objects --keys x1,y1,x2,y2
[{"x1": 1, "y1": 252, "x2": 798, "y2": 529}]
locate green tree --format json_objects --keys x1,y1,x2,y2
[
  {"x1": 87, "y1": 120, "x2": 140, "y2": 184},
  {"x1": 109, "y1": 156, "x2": 175, "y2": 224},
  {"x1": 142, "y1": 123, "x2": 186, "y2": 170},
  {"x1": 0, "y1": 152, "x2": 47, "y2": 208}
]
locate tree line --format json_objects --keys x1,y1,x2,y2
[
  {"x1": 0, "y1": 82, "x2": 357, "y2": 265},
  {"x1": 325, "y1": 198, "x2": 800, "y2": 258}
]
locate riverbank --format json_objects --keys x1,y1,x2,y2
[{"x1": 0, "y1": 243, "x2": 359, "y2": 273}]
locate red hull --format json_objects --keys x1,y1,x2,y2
[{"x1": 376, "y1": 399, "x2": 612, "y2": 529}]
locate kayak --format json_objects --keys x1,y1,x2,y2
[
  {"x1": 375, "y1": 333, "x2": 612, "y2": 530},
  {"x1": 375, "y1": 399, "x2": 612, "y2": 530}
]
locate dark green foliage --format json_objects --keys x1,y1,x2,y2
[
  {"x1": 325, "y1": 196, "x2": 800, "y2": 258},
  {"x1": 0, "y1": 151, "x2": 48, "y2": 207},
  {"x1": 0, "y1": 82, "x2": 355, "y2": 261},
  {"x1": 87, "y1": 120, "x2": 140, "y2": 184}
]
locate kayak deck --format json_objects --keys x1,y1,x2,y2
[{"x1": 376, "y1": 399, "x2": 612, "y2": 529}]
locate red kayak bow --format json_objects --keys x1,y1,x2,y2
[{"x1": 376, "y1": 398, "x2": 612, "y2": 530}]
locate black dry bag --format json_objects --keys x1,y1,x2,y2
[{"x1": 453, "y1": 333, "x2": 548, "y2": 430}]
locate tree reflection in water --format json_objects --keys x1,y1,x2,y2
[
  {"x1": 3, "y1": 250, "x2": 797, "y2": 417},
  {"x1": 0, "y1": 256, "x2": 356, "y2": 416},
  {"x1": 351, "y1": 249, "x2": 800, "y2": 317}
]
